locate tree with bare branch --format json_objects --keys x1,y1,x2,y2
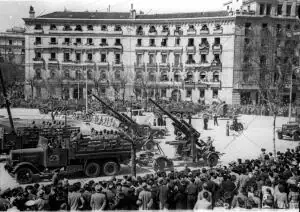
[{"x1": 240, "y1": 23, "x2": 299, "y2": 158}]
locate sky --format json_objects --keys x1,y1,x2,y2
[{"x1": 0, "y1": 0, "x2": 226, "y2": 31}]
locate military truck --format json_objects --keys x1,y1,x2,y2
[
  {"x1": 277, "y1": 107, "x2": 300, "y2": 141},
  {"x1": 5, "y1": 135, "x2": 132, "y2": 184},
  {"x1": 277, "y1": 122, "x2": 300, "y2": 141}
]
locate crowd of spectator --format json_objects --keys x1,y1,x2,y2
[
  {"x1": 0, "y1": 178, "x2": 68, "y2": 211},
  {"x1": 2, "y1": 147, "x2": 298, "y2": 211},
  {"x1": 66, "y1": 147, "x2": 300, "y2": 210}
]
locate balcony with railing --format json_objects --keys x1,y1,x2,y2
[
  {"x1": 136, "y1": 30, "x2": 144, "y2": 36},
  {"x1": 199, "y1": 61, "x2": 211, "y2": 67},
  {"x1": 113, "y1": 61, "x2": 123, "y2": 67},
  {"x1": 200, "y1": 27, "x2": 209, "y2": 35},
  {"x1": 172, "y1": 62, "x2": 183, "y2": 69},
  {"x1": 34, "y1": 41, "x2": 42, "y2": 46},
  {"x1": 49, "y1": 41, "x2": 58, "y2": 46},
  {"x1": 48, "y1": 58, "x2": 58, "y2": 63},
  {"x1": 211, "y1": 59, "x2": 222, "y2": 70},
  {"x1": 147, "y1": 62, "x2": 158, "y2": 68},
  {"x1": 187, "y1": 28, "x2": 196, "y2": 35},
  {"x1": 185, "y1": 60, "x2": 198, "y2": 68},
  {"x1": 174, "y1": 29, "x2": 183, "y2": 36},
  {"x1": 213, "y1": 26, "x2": 223, "y2": 34},
  {"x1": 186, "y1": 46, "x2": 196, "y2": 54},
  {"x1": 33, "y1": 57, "x2": 43, "y2": 62},
  {"x1": 63, "y1": 59, "x2": 73, "y2": 63},
  {"x1": 212, "y1": 44, "x2": 222, "y2": 54},
  {"x1": 148, "y1": 29, "x2": 157, "y2": 36},
  {"x1": 62, "y1": 42, "x2": 71, "y2": 46},
  {"x1": 199, "y1": 42, "x2": 210, "y2": 54},
  {"x1": 210, "y1": 79, "x2": 221, "y2": 88},
  {"x1": 134, "y1": 62, "x2": 145, "y2": 69},
  {"x1": 161, "y1": 29, "x2": 170, "y2": 36}
]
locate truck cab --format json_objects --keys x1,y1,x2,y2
[
  {"x1": 5, "y1": 136, "x2": 68, "y2": 184},
  {"x1": 277, "y1": 122, "x2": 300, "y2": 141}
]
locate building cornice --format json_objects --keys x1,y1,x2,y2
[{"x1": 23, "y1": 16, "x2": 236, "y2": 25}]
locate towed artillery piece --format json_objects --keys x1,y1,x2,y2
[
  {"x1": 92, "y1": 94, "x2": 174, "y2": 172},
  {"x1": 149, "y1": 98, "x2": 222, "y2": 167}
]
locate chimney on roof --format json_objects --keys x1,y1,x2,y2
[
  {"x1": 130, "y1": 4, "x2": 136, "y2": 19},
  {"x1": 29, "y1": 5, "x2": 35, "y2": 18},
  {"x1": 108, "y1": 5, "x2": 110, "y2": 12}
]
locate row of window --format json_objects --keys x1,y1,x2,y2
[
  {"x1": 34, "y1": 23, "x2": 223, "y2": 35},
  {"x1": 34, "y1": 86, "x2": 219, "y2": 100},
  {"x1": 34, "y1": 37, "x2": 121, "y2": 46},
  {"x1": 1, "y1": 40, "x2": 25, "y2": 46},
  {"x1": 34, "y1": 37, "x2": 221, "y2": 47},
  {"x1": 258, "y1": 3, "x2": 300, "y2": 17},
  {"x1": 34, "y1": 52, "x2": 121, "y2": 63},
  {"x1": 244, "y1": 22, "x2": 299, "y2": 36},
  {"x1": 137, "y1": 53, "x2": 221, "y2": 65}
]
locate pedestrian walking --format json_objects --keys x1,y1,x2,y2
[{"x1": 213, "y1": 114, "x2": 218, "y2": 126}]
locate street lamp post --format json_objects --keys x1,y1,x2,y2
[{"x1": 130, "y1": 95, "x2": 134, "y2": 119}]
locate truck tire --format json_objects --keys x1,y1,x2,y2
[
  {"x1": 293, "y1": 133, "x2": 300, "y2": 141},
  {"x1": 103, "y1": 161, "x2": 119, "y2": 176},
  {"x1": 206, "y1": 153, "x2": 219, "y2": 167},
  {"x1": 16, "y1": 167, "x2": 33, "y2": 184},
  {"x1": 277, "y1": 132, "x2": 283, "y2": 139},
  {"x1": 85, "y1": 162, "x2": 101, "y2": 177}
]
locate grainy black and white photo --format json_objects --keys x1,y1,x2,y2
[{"x1": 0, "y1": 0, "x2": 300, "y2": 210}]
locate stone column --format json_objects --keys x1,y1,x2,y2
[
  {"x1": 256, "y1": 3, "x2": 261, "y2": 15},
  {"x1": 264, "y1": 4, "x2": 267, "y2": 15},
  {"x1": 291, "y1": 1, "x2": 296, "y2": 17},
  {"x1": 271, "y1": 4, "x2": 276, "y2": 16},
  {"x1": 282, "y1": 1, "x2": 287, "y2": 16}
]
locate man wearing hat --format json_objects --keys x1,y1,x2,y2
[
  {"x1": 90, "y1": 184, "x2": 106, "y2": 211},
  {"x1": 260, "y1": 148, "x2": 266, "y2": 162},
  {"x1": 137, "y1": 183, "x2": 153, "y2": 210}
]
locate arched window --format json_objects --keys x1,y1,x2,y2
[
  {"x1": 201, "y1": 24, "x2": 208, "y2": 30},
  {"x1": 199, "y1": 72, "x2": 206, "y2": 81},
  {"x1": 213, "y1": 71, "x2": 219, "y2": 82},
  {"x1": 35, "y1": 69, "x2": 41, "y2": 79},
  {"x1": 186, "y1": 71, "x2": 193, "y2": 81},
  {"x1": 64, "y1": 69, "x2": 70, "y2": 79},
  {"x1": 50, "y1": 24, "x2": 57, "y2": 30},
  {"x1": 63, "y1": 24, "x2": 72, "y2": 31},
  {"x1": 149, "y1": 26, "x2": 157, "y2": 33},
  {"x1": 75, "y1": 70, "x2": 81, "y2": 79},
  {"x1": 149, "y1": 71, "x2": 156, "y2": 81},
  {"x1": 115, "y1": 70, "x2": 121, "y2": 80},
  {"x1": 174, "y1": 71, "x2": 180, "y2": 82},
  {"x1": 100, "y1": 70, "x2": 106, "y2": 80},
  {"x1": 75, "y1": 25, "x2": 82, "y2": 31},
  {"x1": 137, "y1": 26, "x2": 143, "y2": 35},
  {"x1": 188, "y1": 25, "x2": 195, "y2": 31},
  {"x1": 115, "y1": 25, "x2": 122, "y2": 31},
  {"x1": 87, "y1": 69, "x2": 93, "y2": 80},
  {"x1": 161, "y1": 71, "x2": 168, "y2": 81},
  {"x1": 87, "y1": 25, "x2": 93, "y2": 31}
]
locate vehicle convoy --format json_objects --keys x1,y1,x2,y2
[
  {"x1": 277, "y1": 107, "x2": 300, "y2": 141},
  {"x1": 149, "y1": 98, "x2": 222, "y2": 167},
  {"x1": 92, "y1": 94, "x2": 173, "y2": 172},
  {"x1": 5, "y1": 134, "x2": 133, "y2": 184}
]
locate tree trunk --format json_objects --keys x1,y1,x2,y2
[
  {"x1": 273, "y1": 114, "x2": 277, "y2": 159},
  {"x1": 131, "y1": 143, "x2": 136, "y2": 177}
]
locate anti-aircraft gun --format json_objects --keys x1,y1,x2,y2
[
  {"x1": 92, "y1": 94, "x2": 173, "y2": 172},
  {"x1": 149, "y1": 98, "x2": 221, "y2": 166}
]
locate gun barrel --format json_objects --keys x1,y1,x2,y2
[
  {"x1": 92, "y1": 94, "x2": 129, "y2": 124},
  {"x1": 149, "y1": 98, "x2": 179, "y2": 124}
]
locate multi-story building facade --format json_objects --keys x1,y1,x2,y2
[
  {"x1": 22, "y1": 1, "x2": 300, "y2": 105},
  {"x1": 0, "y1": 27, "x2": 25, "y2": 84},
  {"x1": 229, "y1": 0, "x2": 300, "y2": 105},
  {"x1": 23, "y1": 6, "x2": 235, "y2": 103}
]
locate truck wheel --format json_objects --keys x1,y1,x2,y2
[
  {"x1": 176, "y1": 113, "x2": 181, "y2": 119},
  {"x1": 103, "y1": 161, "x2": 119, "y2": 176},
  {"x1": 277, "y1": 132, "x2": 283, "y2": 139},
  {"x1": 16, "y1": 167, "x2": 33, "y2": 184},
  {"x1": 85, "y1": 162, "x2": 101, "y2": 177},
  {"x1": 182, "y1": 113, "x2": 188, "y2": 119},
  {"x1": 293, "y1": 133, "x2": 299, "y2": 141},
  {"x1": 153, "y1": 157, "x2": 168, "y2": 172},
  {"x1": 206, "y1": 153, "x2": 219, "y2": 167}
]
